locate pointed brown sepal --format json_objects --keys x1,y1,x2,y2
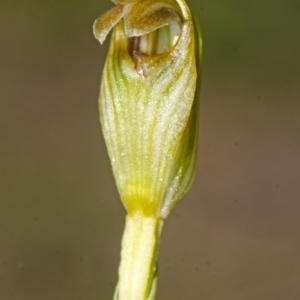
[{"x1": 93, "y1": 5, "x2": 125, "y2": 44}]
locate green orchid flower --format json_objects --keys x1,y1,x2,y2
[{"x1": 93, "y1": 0, "x2": 202, "y2": 299}]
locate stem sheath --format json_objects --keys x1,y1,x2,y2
[{"x1": 115, "y1": 212, "x2": 163, "y2": 300}]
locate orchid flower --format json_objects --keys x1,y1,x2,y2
[{"x1": 93, "y1": 0, "x2": 202, "y2": 299}]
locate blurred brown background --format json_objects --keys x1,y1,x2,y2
[{"x1": 0, "y1": 0, "x2": 299, "y2": 299}]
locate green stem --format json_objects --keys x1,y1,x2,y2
[{"x1": 114, "y1": 212, "x2": 163, "y2": 300}]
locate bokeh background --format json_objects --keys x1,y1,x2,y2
[{"x1": 1, "y1": 0, "x2": 299, "y2": 299}]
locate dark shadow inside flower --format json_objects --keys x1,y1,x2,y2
[
  {"x1": 127, "y1": 21, "x2": 181, "y2": 77},
  {"x1": 128, "y1": 21, "x2": 181, "y2": 57}
]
